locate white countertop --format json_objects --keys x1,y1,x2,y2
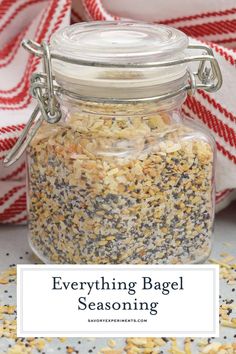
[{"x1": 0, "y1": 202, "x2": 235, "y2": 353}]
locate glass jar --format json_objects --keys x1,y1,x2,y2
[{"x1": 22, "y1": 22, "x2": 221, "y2": 264}]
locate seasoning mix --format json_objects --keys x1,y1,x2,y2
[
  {"x1": 28, "y1": 102, "x2": 214, "y2": 264},
  {"x1": 19, "y1": 21, "x2": 221, "y2": 264}
]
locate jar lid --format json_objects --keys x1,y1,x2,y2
[
  {"x1": 50, "y1": 21, "x2": 189, "y2": 99},
  {"x1": 51, "y1": 21, "x2": 188, "y2": 64}
]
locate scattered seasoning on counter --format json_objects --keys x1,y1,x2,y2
[
  {"x1": 210, "y1": 253, "x2": 236, "y2": 331},
  {"x1": 28, "y1": 105, "x2": 214, "y2": 265},
  {"x1": 98, "y1": 349, "x2": 122, "y2": 354},
  {"x1": 210, "y1": 256, "x2": 236, "y2": 285},
  {"x1": 0, "y1": 268, "x2": 16, "y2": 285},
  {"x1": 125, "y1": 337, "x2": 236, "y2": 354},
  {"x1": 107, "y1": 339, "x2": 117, "y2": 348}
]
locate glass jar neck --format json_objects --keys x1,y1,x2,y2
[{"x1": 55, "y1": 67, "x2": 188, "y2": 99}]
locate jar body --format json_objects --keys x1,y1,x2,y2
[{"x1": 27, "y1": 97, "x2": 215, "y2": 264}]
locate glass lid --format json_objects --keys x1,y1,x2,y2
[{"x1": 50, "y1": 21, "x2": 189, "y2": 64}]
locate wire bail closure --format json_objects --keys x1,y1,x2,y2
[{"x1": 3, "y1": 39, "x2": 222, "y2": 167}]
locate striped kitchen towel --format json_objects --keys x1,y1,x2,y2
[{"x1": 0, "y1": 0, "x2": 236, "y2": 223}]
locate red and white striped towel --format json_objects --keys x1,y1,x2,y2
[{"x1": 0, "y1": 0, "x2": 236, "y2": 224}]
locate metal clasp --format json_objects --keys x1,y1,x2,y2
[
  {"x1": 4, "y1": 41, "x2": 61, "y2": 167},
  {"x1": 3, "y1": 39, "x2": 222, "y2": 166}
]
